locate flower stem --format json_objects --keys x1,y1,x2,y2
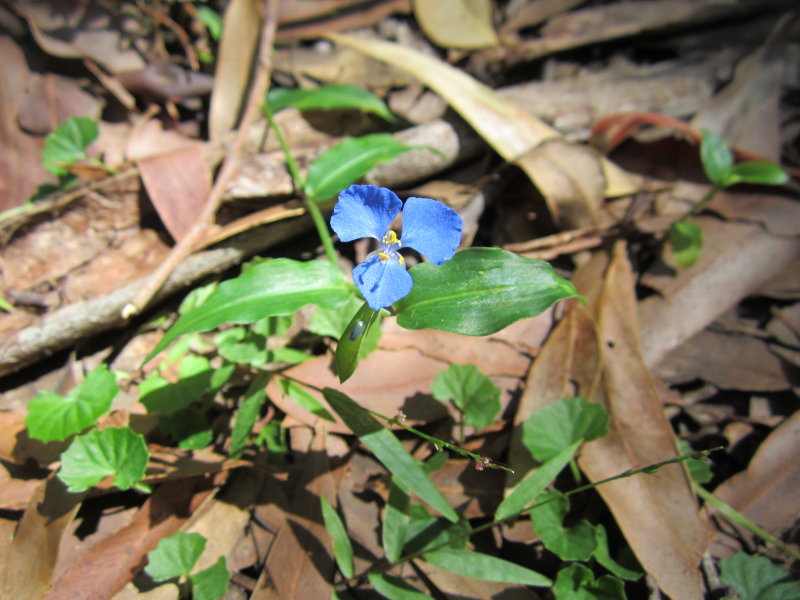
[
  {"x1": 263, "y1": 105, "x2": 338, "y2": 266},
  {"x1": 678, "y1": 183, "x2": 722, "y2": 222}
]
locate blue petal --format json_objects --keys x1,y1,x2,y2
[
  {"x1": 400, "y1": 197, "x2": 462, "y2": 264},
  {"x1": 330, "y1": 185, "x2": 402, "y2": 242},
  {"x1": 352, "y1": 256, "x2": 413, "y2": 310}
]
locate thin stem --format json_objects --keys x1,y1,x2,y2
[
  {"x1": 695, "y1": 484, "x2": 800, "y2": 562},
  {"x1": 678, "y1": 183, "x2": 722, "y2": 222},
  {"x1": 349, "y1": 448, "x2": 721, "y2": 583},
  {"x1": 263, "y1": 106, "x2": 338, "y2": 266}
]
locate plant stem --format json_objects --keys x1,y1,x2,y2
[
  {"x1": 694, "y1": 484, "x2": 800, "y2": 562},
  {"x1": 678, "y1": 183, "x2": 722, "y2": 222},
  {"x1": 349, "y1": 448, "x2": 720, "y2": 583},
  {"x1": 263, "y1": 106, "x2": 338, "y2": 266}
]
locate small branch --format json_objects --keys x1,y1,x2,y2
[{"x1": 122, "y1": 0, "x2": 280, "y2": 319}]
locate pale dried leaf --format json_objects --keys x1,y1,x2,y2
[
  {"x1": 209, "y1": 0, "x2": 261, "y2": 142},
  {"x1": 413, "y1": 0, "x2": 498, "y2": 49}
]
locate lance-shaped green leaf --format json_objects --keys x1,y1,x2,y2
[
  {"x1": 304, "y1": 134, "x2": 414, "y2": 202},
  {"x1": 42, "y1": 116, "x2": 99, "y2": 175},
  {"x1": 727, "y1": 161, "x2": 788, "y2": 186},
  {"x1": 334, "y1": 301, "x2": 381, "y2": 382},
  {"x1": 26, "y1": 364, "x2": 118, "y2": 442},
  {"x1": 58, "y1": 426, "x2": 149, "y2": 492},
  {"x1": 229, "y1": 372, "x2": 270, "y2": 458},
  {"x1": 700, "y1": 129, "x2": 733, "y2": 186},
  {"x1": 323, "y1": 388, "x2": 457, "y2": 522},
  {"x1": 396, "y1": 248, "x2": 580, "y2": 335},
  {"x1": 321, "y1": 496, "x2": 355, "y2": 579},
  {"x1": 423, "y1": 549, "x2": 551, "y2": 587},
  {"x1": 368, "y1": 573, "x2": 432, "y2": 599},
  {"x1": 266, "y1": 84, "x2": 395, "y2": 122},
  {"x1": 145, "y1": 259, "x2": 350, "y2": 362},
  {"x1": 495, "y1": 440, "x2": 580, "y2": 521}
]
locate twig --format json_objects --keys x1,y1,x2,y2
[{"x1": 122, "y1": 0, "x2": 280, "y2": 319}]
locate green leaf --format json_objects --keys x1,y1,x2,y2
[
  {"x1": 382, "y1": 481, "x2": 412, "y2": 563},
  {"x1": 191, "y1": 556, "x2": 230, "y2": 600},
  {"x1": 311, "y1": 297, "x2": 383, "y2": 361},
  {"x1": 323, "y1": 388, "x2": 458, "y2": 522},
  {"x1": 320, "y1": 496, "x2": 355, "y2": 579},
  {"x1": 430, "y1": 364, "x2": 500, "y2": 430},
  {"x1": 304, "y1": 134, "x2": 414, "y2": 202},
  {"x1": 677, "y1": 439, "x2": 713, "y2": 484},
  {"x1": 395, "y1": 248, "x2": 580, "y2": 335},
  {"x1": 495, "y1": 441, "x2": 580, "y2": 521},
  {"x1": 140, "y1": 355, "x2": 219, "y2": 414},
  {"x1": 530, "y1": 490, "x2": 596, "y2": 561},
  {"x1": 196, "y1": 6, "x2": 223, "y2": 41},
  {"x1": 368, "y1": 573, "x2": 432, "y2": 600},
  {"x1": 266, "y1": 84, "x2": 396, "y2": 122},
  {"x1": 278, "y1": 378, "x2": 334, "y2": 421},
  {"x1": 230, "y1": 373, "x2": 270, "y2": 458},
  {"x1": 214, "y1": 327, "x2": 269, "y2": 365},
  {"x1": 423, "y1": 549, "x2": 551, "y2": 587},
  {"x1": 700, "y1": 129, "x2": 733, "y2": 186},
  {"x1": 145, "y1": 531, "x2": 206, "y2": 582},
  {"x1": 719, "y1": 552, "x2": 800, "y2": 600},
  {"x1": 144, "y1": 259, "x2": 350, "y2": 362},
  {"x1": 592, "y1": 524, "x2": 642, "y2": 581},
  {"x1": 26, "y1": 364, "x2": 118, "y2": 442},
  {"x1": 669, "y1": 220, "x2": 703, "y2": 268},
  {"x1": 158, "y1": 408, "x2": 213, "y2": 450},
  {"x1": 334, "y1": 301, "x2": 382, "y2": 383},
  {"x1": 522, "y1": 397, "x2": 609, "y2": 463},
  {"x1": 403, "y1": 514, "x2": 470, "y2": 556},
  {"x1": 42, "y1": 116, "x2": 99, "y2": 175},
  {"x1": 553, "y1": 563, "x2": 626, "y2": 600},
  {"x1": 726, "y1": 161, "x2": 789, "y2": 186},
  {"x1": 58, "y1": 426, "x2": 149, "y2": 492}
]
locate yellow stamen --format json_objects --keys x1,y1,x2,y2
[
  {"x1": 382, "y1": 230, "x2": 401, "y2": 247},
  {"x1": 377, "y1": 252, "x2": 389, "y2": 261}
]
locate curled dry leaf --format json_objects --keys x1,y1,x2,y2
[{"x1": 327, "y1": 33, "x2": 638, "y2": 228}]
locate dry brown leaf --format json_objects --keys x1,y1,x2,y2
[
  {"x1": 515, "y1": 139, "x2": 605, "y2": 228},
  {"x1": 705, "y1": 411, "x2": 800, "y2": 557},
  {"x1": 49, "y1": 478, "x2": 214, "y2": 600},
  {"x1": 17, "y1": 1, "x2": 146, "y2": 74},
  {"x1": 508, "y1": 244, "x2": 712, "y2": 600},
  {"x1": 252, "y1": 423, "x2": 336, "y2": 599},
  {"x1": 267, "y1": 348, "x2": 451, "y2": 434},
  {"x1": 208, "y1": 0, "x2": 262, "y2": 143},
  {"x1": 654, "y1": 329, "x2": 790, "y2": 391},
  {"x1": 500, "y1": 0, "x2": 584, "y2": 34},
  {"x1": 17, "y1": 72, "x2": 101, "y2": 135},
  {"x1": 137, "y1": 146, "x2": 211, "y2": 242},
  {"x1": 639, "y1": 216, "x2": 800, "y2": 368},
  {"x1": 0, "y1": 476, "x2": 84, "y2": 600},
  {"x1": 691, "y1": 13, "x2": 795, "y2": 161},
  {"x1": 0, "y1": 35, "x2": 51, "y2": 211},
  {"x1": 327, "y1": 33, "x2": 637, "y2": 228},
  {"x1": 413, "y1": 0, "x2": 498, "y2": 49},
  {"x1": 519, "y1": 0, "x2": 764, "y2": 60}
]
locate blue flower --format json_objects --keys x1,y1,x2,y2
[{"x1": 330, "y1": 184, "x2": 462, "y2": 310}]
